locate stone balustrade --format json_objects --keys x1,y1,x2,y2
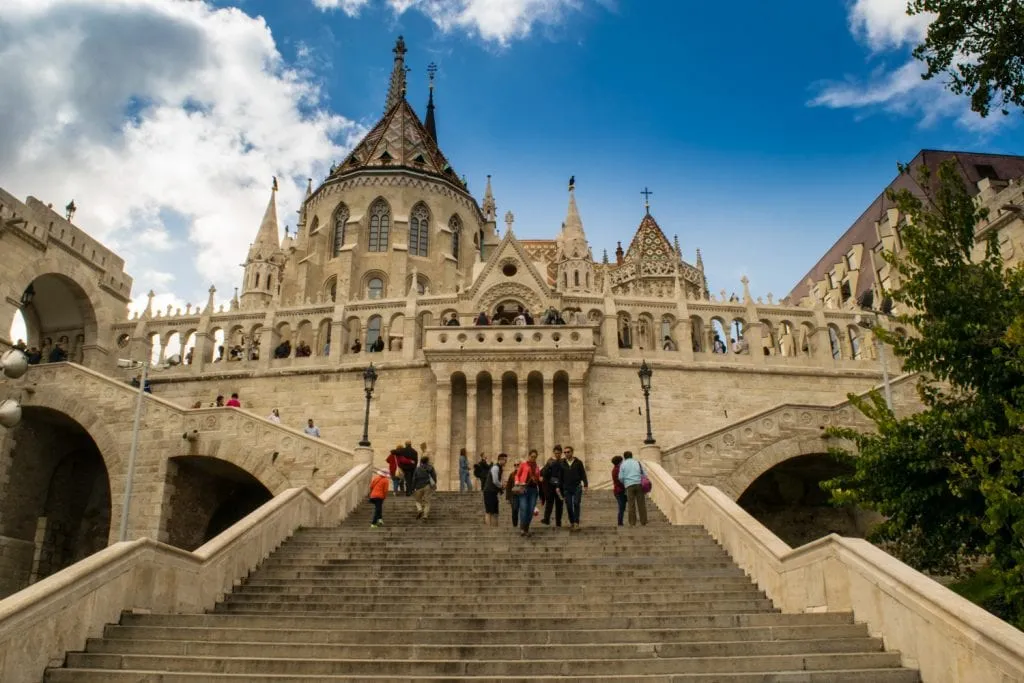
[{"x1": 423, "y1": 324, "x2": 596, "y2": 356}]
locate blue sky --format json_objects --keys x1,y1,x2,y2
[{"x1": 2, "y1": 0, "x2": 1021, "y2": 325}]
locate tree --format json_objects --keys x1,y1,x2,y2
[
  {"x1": 825, "y1": 159, "x2": 1024, "y2": 624},
  {"x1": 907, "y1": 0, "x2": 1024, "y2": 117}
]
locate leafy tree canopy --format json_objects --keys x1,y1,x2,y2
[{"x1": 908, "y1": 0, "x2": 1024, "y2": 116}]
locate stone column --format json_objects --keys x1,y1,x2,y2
[
  {"x1": 435, "y1": 380, "x2": 452, "y2": 490},
  {"x1": 746, "y1": 320, "x2": 765, "y2": 364},
  {"x1": 466, "y1": 381, "x2": 477, "y2": 475},
  {"x1": 329, "y1": 303, "x2": 346, "y2": 363},
  {"x1": 602, "y1": 314, "x2": 619, "y2": 358},
  {"x1": 492, "y1": 380, "x2": 503, "y2": 456},
  {"x1": 543, "y1": 377, "x2": 554, "y2": 457},
  {"x1": 517, "y1": 377, "x2": 528, "y2": 457},
  {"x1": 569, "y1": 378, "x2": 586, "y2": 462}
]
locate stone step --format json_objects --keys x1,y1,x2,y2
[
  {"x1": 223, "y1": 589, "x2": 767, "y2": 605},
  {"x1": 60, "y1": 651, "x2": 907, "y2": 676},
  {"x1": 248, "y1": 567, "x2": 748, "y2": 581},
  {"x1": 45, "y1": 667, "x2": 922, "y2": 682},
  {"x1": 237, "y1": 576, "x2": 759, "y2": 592},
  {"x1": 210, "y1": 601, "x2": 779, "y2": 615},
  {"x1": 82, "y1": 636, "x2": 886, "y2": 660}
]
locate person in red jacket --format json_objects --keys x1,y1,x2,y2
[
  {"x1": 369, "y1": 468, "x2": 390, "y2": 528},
  {"x1": 385, "y1": 446, "x2": 404, "y2": 494}
]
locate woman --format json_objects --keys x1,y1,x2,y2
[
  {"x1": 514, "y1": 450, "x2": 543, "y2": 537},
  {"x1": 611, "y1": 455, "x2": 626, "y2": 527},
  {"x1": 458, "y1": 448, "x2": 472, "y2": 492}
]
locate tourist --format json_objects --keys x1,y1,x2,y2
[
  {"x1": 505, "y1": 460, "x2": 521, "y2": 528},
  {"x1": 473, "y1": 453, "x2": 490, "y2": 491},
  {"x1": 713, "y1": 334, "x2": 726, "y2": 354},
  {"x1": 398, "y1": 440, "x2": 418, "y2": 496},
  {"x1": 611, "y1": 455, "x2": 627, "y2": 526},
  {"x1": 371, "y1": 336, "x2": 385, "y2": 353},
  {"x1": 475, "y1": 311, "x2": 490, "y2": 326},
  {"x1": 267, "y1": 408, "x2": 281, "y2": 423},
  {"x1": 212, "y1": 395, "x2": 225, "y2": 407},
  {"x1": 226, "y1": 393, "x2": 241, "y2": 408},
  {"x1": 386, "y1": 445, "x2": 405, "y2": 494},
  {"x1": 350, "y1": 339, "x2": 362, "y2": 354},
  {"x1": 663, "y1": 336, "x2": 676, "y2": 351},
  {"x1": 618, "y1": 451, "x2": 648, "y2": 526},
  {"x1": 458, "y1": 448, "x2": 472, "y2": 492},
  {"x1": 561, "y1": 446, "x2": 588, "y2": 532},
  {"x1": 304, "y1": 418, "x2": 321, "y2": 438},
  {"x1": 369, "y1": 468, "x2": 390, "y2": 528},
  {"x1": 541, "y1": 445, "x2": 564, "y2": 527},
  {"x1": 514, "y1": 307, "x2": 527, "y2": 326},
  {"x1": 48, "y1": 343, "x2": 68, "y2": 363},
  {"x1": 523, "y1": 309, "x2": 534, "y2": 325},
  {"x1": 13, "y1": 339, "x2": 26, "y2": 351},
  {"x1": 26, "y1": 347, "x2": 42, "y2": 365},
  {"x1": 411, "y1": 456, "x2": 437, "y2": 521},
  {"x1": 514, "y1": 449, "x2": 542, "y2": 537},
  {"x1": 445, "y1": 313, "x2": 460, "y2": 326},
  {"x1": 191, "y1": 400, "x2": 203, "y2": 409},
  {"x1": 483, "y1": 453, "x2": 507, "y2": 526}
]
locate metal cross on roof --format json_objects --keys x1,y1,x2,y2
[{"x1": 641, "y1": 187, "x2": 653, "y2": 214}]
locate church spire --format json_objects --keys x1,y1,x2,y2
[
  {"x1": 250, "y1": 177, "x2": 281, "y2": 256},
  {"x1": 425, "y1": 62, "x2": 438, "y2": 142},
  {"x1": 563, "y1": 176, "x2": 583, "y2": 236},
  {"x1": 482, "y1": 174, "x2": 496, "y2": 221},
  {"x1": 384, "y1": 36, "x2": 408, "y2": 113}
]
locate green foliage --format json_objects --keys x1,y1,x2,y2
[
  {"x1": 907, "y1": 0, "x2": 1024, "y2": 117},
  {"x1": 824, "y1": 159, "x2": 1024, "y2": 626}
]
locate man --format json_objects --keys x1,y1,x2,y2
[
  {"x1": 541, "y1": 445, "x2": 564, "y2": 527},
  {"x1": 226, "y1": 393, "x2": 241, "y2": 408},
  {"x1": 399, "y1": 440, "x2": 419, "y2": 496},
  {"x1": 473, "y1": 453, "x2": 490, "y2": 491},
  {"x1": 560, "y1": 446, "x2": 588, "y2": 532},
  {"x1": 617, "y1": 451, "x2": 648, "y2": 526},
  {"x1": 445, "y1": 313, "x2": 460, "y2": 326},
  {"x1": 483, "y1": 453, "x2": 507, "y2": 526},
  {"x1": 304, "y1": 418, "x2": 321, "y2": 438},
  {"x1": 350, "y1": 339, "x2": 362, "y2": 353},
  {"x1": 411, "y1": 456, "x2": 437, "y2": 521}
]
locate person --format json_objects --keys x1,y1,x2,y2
[
  {"x1": 13, "y1": 339, "x2": 26, "y2": 351},
  {"x1": 475, "y1": 311, "x2": 490, "y2": 326},
  {"x1": 560, "y1": 445, "x2": 588, "y2": 532},
  {"x1": 411, "y1": 456, "x2": 437, "y2": 521},
  {"x1": 445, "y1": 313, "x2": 460, "y2": 326},
  {"x1": 617, "y1": 451, "x2": 648, "y2": 526},
  {"x1": 26, "y1": 347, "x2": 42, "y2": 365},
  {"x1": 540, "y1": 445, "x2": 564, "y2": 527},
  {"x1": 371, "y1": 336, "x2": 385, "y2": 353},
  {"x1": 386, "y1": 445, "x2": 405, "y2": 494},
  {"x1": 212, "y1": 395, "x2": 225, "y2": 407},
  {"x1": 473, "y1": 453, "x2": 490, "y2": 491},
  {"x1": 523, "y1": 309, "x2": 534, "y2": 325},
  {"x1": 458, "y1": 448, "x2": 472, "y2": 492},
  {"x1": 304, "y1": 418, "x2": 321, "y2": 438},
  {"x1": 713, "y1": 335, "x2": 726, "y2": 354},
  {"x1": 514, "y1": 449, "x2": 542, "y2": 537},
  {"x1": 226, "y1": 393, "x2": 241, "y2": 408},
  {"x1": 369, "y1": 468, "x2": 390, "y2": 528},
  {"x1": 483, "y1": 453, "x2": 507, "y2": 526},
  {"x1": 514, "y1": 307, "x2": 527, "y2": 326},
  {"x1": 48, "y1": 343, "x2": 68, "y2": 363},
  {"x1": 398, "y1": 440, "x2": 419, "y2": 496},
  {"x1": 663, "y1": 336, "x2": 676, "y2": 351},
  {"x1": 350, "y1": 339, "x2": 362, "y2": 354},
  {"x1": 611, "y1": 455, "x2": 627, "y2": 527},
  {"x1": 267, "y1": 408, "x2": 281, "y2": 423},
  {"x1": 505, "y1": 461, "x2": 521, "y2": 528}
]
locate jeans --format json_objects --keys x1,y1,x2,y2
[
  {"x1": 390, "y1": 475, "x2": 404, "y2": 494},
  {"x1": 518, "y1": 486, "x2": 539, "y2": 531},
  {"x1": 370, "y1": 497, "x2": 384, "y2": 525},
  {"x1": 564, "y1": 486, "x2": 583, "y2": 525},
  {"x1": 459, "y1": 469, "x2": 472, "y2": 492},
  {"x1": 615, "y1": 491, "x2": 627, "y2": 526},
  {"x1": 625, "y1": 484, "x2": 648, "y2": 526}
]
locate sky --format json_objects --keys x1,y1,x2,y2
[{"x1": 2, "y1": 0, "x2": 1022, "y2": 332}]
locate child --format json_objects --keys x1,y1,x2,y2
[{"x1": 369, "y1": 468, "x2": 390, "y2": 528}]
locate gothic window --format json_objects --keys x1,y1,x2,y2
[
  {"x1": 409, "y1": 203, "x2": 430, "y2": 257},
  {"x1": 449, "y1": 215, "x2": 462, "y2": 260},
  {"x1": 574, "y1": 271, "x2": 580, "y2": 287},
  {"x1": 267, "y1": 274, "x2": 273, "y2": 291},
  {"x1": 332, "y1": 204, "x2": 349, "y2": 257},
  {"x1": 849, "y1": 327, "x2": 862, "y2": 360},
  {"x1": 325, "y1": 277, "x2": 337, "y2": 303},
  {"x1": 367, "y1": 277, "x2": 384, "y2": 299},
  {"x1": 368, "y1": 199, "x2": 390, "y2": 252},
  {"x1": 829, "y1": 325, "x2": 842, "y2": 360},
  {"x1": 309, "y1": 216, "x2": 319, "y2": 235},
  {"x1": 254, "y1": 273, "x2": 260, "y2": 288},
  {"x1": 366, "y1": 316, "x2": 382, "y2": 347}
]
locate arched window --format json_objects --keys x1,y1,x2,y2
[
  {"x1": 367, "y1": 277, "x2": 384, "y2": 299},
  {"x1": 449, "y1": 215, "x2": 462, "y2": 260},
  {"x1": 368, "y1": 199, "x2": 390, "y2": 252},
  {"x1": 332, "y1": 204, "x2": 348, "y2": 257},
  {"x1": 309, "y1": 216, "x2": 319, "y2": 235},
  {"x1": 829, "y1": 326, "x2": 842, "y2": 360},
  {"x1": 325, "y1": 277, "x2": 337, "y2": 303},
  {"x1": 254, "y1": 272, "x2": 260, "y2": 288},
  {"x1": 574, "y1": 271, "x2": 580, "y2": 287},
  {"x1": 409, "y1": 203, "x2": 430, "y2": 257},
  {"x1": 267, "y1": 274, "x2": 273, "y2": 291},
  {"x1": 366, "y1": 316, "x2": 382, "y2": 347},
  {"x1": 849, "y1": 327, "x2": 862, "y2": 360}
]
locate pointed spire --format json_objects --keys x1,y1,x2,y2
[
  {"x1": 564, "y1": 178, "x2": 583, "y2": 234},
  {"x1": 481, "y1": 174, "x2": 496, "y2": 221},
  {"x1": 251, "y1": 178, "x2": 281, "y2": 255},
  {"x1": 602, "y1": 248, "x2": 609, "y2": 265},
  {"x1": 695, "y1": 248, "x2": 704, "y2": 270},
  {"x1": 615, "y1": 241, "x2": 624, "y2": 265},
  {"x1": 384, "y1": 36, "x2": 408, "y2": 113},
  {"x1": 673, "y1": 234, "x2": 681, "y2": 259},
  {"x1": 305, "y1": 177, "x2": 313, "y2": 199},
  {"x1": 143, "y1": 290, "x2": 155, "y2": 318},
  {"x1": 425, "y1": 62, "x2": 438, "y2": 142}
]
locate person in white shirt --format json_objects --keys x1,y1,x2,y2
[
  {"x1": 304, "y1": 418, "x2": 320, "y2": 438},
  {"x1": 267, "y1": 408, "x2": 281, "y2": 424}
]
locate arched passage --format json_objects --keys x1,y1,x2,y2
[
  {"x1": 17, "y1": 273, "x2": 99, "y2": 363},
  {"x1": 0, "y1": 406, "x2": 111, "y2": 597},
  {"x1": 736, "y1": 453, "x2": 877, "y2": 547},
  {"x1": 161, "y1": 456, "x2": 273, "y2": 552}
]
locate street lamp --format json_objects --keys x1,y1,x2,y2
[
  {"x1": 856, "y1": 291, "x2": 894, "y2": 411},
  {"x1": 0, "y1": 349, "x2": 29, "y2": 428},
  {"x1": 359, "y1": 363, "x2": 378, "y2": 447},
  {"x1": 117, "y1": 357, "x2": 148, "y2": 542},
  {"x1": 638, "y1": 359, "x2": 655, "y2": 445}
]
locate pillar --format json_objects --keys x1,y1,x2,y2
[
  {"x1": 492, "y1": 379, "x2": 503, "y2": 456},
  {"x1": 517, "y1": 377, "x2": 528, "y2": 457},
  {"x1": 330, "y1": 303, "x2": 346, "y2": 363},
  {"x1": 466, "y1": 381, "x2": 477, "y2": 479},
  {"x1": 603, "y1": 314, "x2": 619, "y2": 358},
  {"x1": 435, "y1": 380, "x2": 452, "y2": 490},
  {"x1": 569, "y1": 378, "x2": 586, "y2": 462},
  {"x1": 543, "y1": 377, "x2": 554, "y2": 457}
]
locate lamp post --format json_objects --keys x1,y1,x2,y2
[
  {"x1": 856, "y1": 291, "x2": 894, "y2": 411},
  {"x1": 359, "y1": 363, "x2": 378, "y2": 447},
  {"x1": 0, "y1": 349, "x2": 29, "y2": 429},
  {"x1": 117, "y1": 357, "x2": 148, "y2": 542},
  {"x1": 638, "y1": 359, "x2": 655, "y2": 445}
]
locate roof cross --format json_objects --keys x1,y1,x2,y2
[{"x1": 641, "y1": 187, "x2": 653, "y2": 214}]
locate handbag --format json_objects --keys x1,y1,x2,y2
[
  {"x1": 510, "y1": 484, "x2": 526, "y2": 495},
  {"x1": 639, "y1": 464, "x2": 653, "y2": 494}
]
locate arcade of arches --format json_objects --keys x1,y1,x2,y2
[
  {"x1": 736, "y1": 453, "x2": 880, "y2": 548},
  {"x1": 9, "y1": 274, "x2": 99, "y2": 365}
]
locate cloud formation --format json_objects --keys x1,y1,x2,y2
[
  {"x1": 0, "y1": 0, "x2": 360, "y2": 313},
  {"x1": 313, "y1": 0, "x2": 590, "y2": 44}
]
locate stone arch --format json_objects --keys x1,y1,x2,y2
[
  {"x1": 617, "y1": 311, "x2": 632, "y2": 349},
  {"x1": 723, "y1": 433, "x2": 838, "y2": 501},
  {"x1": 417, "y1": 311, "x2": 434, "y2": 349},
  {"x1": 778, "y1": 319, "x2": 796, "y2": 357},
  {"x1": 387, "y1": 312, "x2": 405, "y2": 351},
  {"x1": 689, "y1": 315, "x2": 705, "y2": 352},
  {"x1": 636, "y1": 313, "x2": 655, "y2": 350},
  {"x1": 827, "y1": 323, "x2": 843, "y2": 360},
  {"x1": 323, "y1": 276, "x2": 338, "y2": 303},
  {"x1": 295, "y1": 320, "x2": 314, "y2": 356},
  {"x1": 759, "y1": 318, "x2": 777, "y2": 356},
  {"x1": 317, "y1": 318, "x2": 332, "y2": 356},
  {"x1": 362, "y1": 270, "x2": 388, "y2": 300},
  {"x1": 344, "y1": 316, "x2": 362, "y2": 353},
  {"x1": 367, "y1": 196, "x2": 391, "y2": 253},
  {"x1": 408, "y1": 201, "x2": 430, "y2": 257},
  {"x1": 847, "y1": 325, "x2": 864, "y2": 360},
  {"x1": 475, "y1": 282, "x2": 543, "y2": 318}
]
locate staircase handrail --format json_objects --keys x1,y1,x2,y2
[
  {"x1": 0, "y1": 462, "x2": 372, "y2": 683},
  {"x1": 643, "y1": 461, "x2": 1024, "y2": 683}
]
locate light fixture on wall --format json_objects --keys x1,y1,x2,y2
[
  {"x1": 0, "y1": 349, "x2": 29, "y2": 429},
  {"x1": 20, "y1": 284, "x2": 35, "y2": 308}
]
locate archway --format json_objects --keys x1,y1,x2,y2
[
  {"x1": 736, "y1": 453, "x2": 877, "y2": 547},
  {"x1": 161, "y1": 456, "x2": 273, "y2": 551},
  {"x1": 17, "y1": 273, "x2": 99, "y2": 363},
  {"x1": 0, "y1": 406, "x2": 111, "y2": 597}
]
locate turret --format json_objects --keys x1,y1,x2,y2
[
  {"x1": 240, "y1": 178, "x2": 287, "y2": 309},
  {"x1": 554, "y1": 176, "x2": 595, "y2": 293}
]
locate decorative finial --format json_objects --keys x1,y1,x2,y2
[
  {"x1": 64, "y1": 200, "x2": 77, "y2": 222},
  {"x1": 673, "y1": 234, "x2": 681, "y2": 257},
  {"x1": 741, "y1": 275, "x2": 752, "y2": 304},
  {"x1": 569, "y1": 175, "x2": 575, "y2": 191},
  {"x1": 305, "y1": 177, "x2": 313, "y2": 196},
  {"x1": 641, "y1": 187, "x2": 653, "y2": 215},
  {"x1": 384, "y1": 36, "x2": 408, "y2": 113},
  {"x1": 272, "y1": 176, "x2": 278, "y2": 192},
  {"x1": 427, "y1": 62, "x2": 437, "y2": 90},
  {"x1": 602, "y1": 248, "x2": 609, "y2": 264},
  {"x1": 504, "y1": 210, "x2": 515, "y2": 234}
]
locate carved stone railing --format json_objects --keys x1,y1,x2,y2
[{"x1": 422, "y1": 325, "x2": 596, "y2": 359}]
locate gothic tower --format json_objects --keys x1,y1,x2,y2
[
  {"x1": 555, "y1": 177, "x2": 595, "y2": 292},
  {"x1": 241, "y1": 180, "x2": 286, "y2": 309}
]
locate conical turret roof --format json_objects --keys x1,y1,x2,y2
[
  {"x1": 623, "y1": 212, "x2": 675, "y2": 263},
  {"x1": 249, "y1": 181, "x2": 281, "y2": 259}
]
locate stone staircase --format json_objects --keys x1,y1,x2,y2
[{"x1": 45, "y1": 490, "x2": 919, "y2": 681}]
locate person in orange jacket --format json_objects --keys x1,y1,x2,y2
[{"x1": 369, "y1": 468, "x2": 390, "y2": 528}]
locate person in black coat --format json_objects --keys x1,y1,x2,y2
[
  {"x1": 540, "y1": 446, "x2": 564, "y2": 527},
  {"x1": 398, "y1": 440, "x2": 419, "y2": 496},
  {"x1": 559, "y1": 446, "x2": 588, "y2": 531}
]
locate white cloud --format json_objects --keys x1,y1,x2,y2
[
  {"x1": 0, "y1": 0, "x2": 361, "y2": 309},
  {"x1": 313, "y1": 0, "x2": 592, "y2": 44},
  {"x1": 847, "y1": 0, "x2": 931, "y2": 52}
]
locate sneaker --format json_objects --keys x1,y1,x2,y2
[
  {"x1": 415, "y1": 510, "x2": 423, "y2": 519},
  {"x1": 540, "y1": 519, "x2": 550, "y2": 525},
  {"x1": 377, "y1": 520, "x2": 384, "y2": 526}
]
